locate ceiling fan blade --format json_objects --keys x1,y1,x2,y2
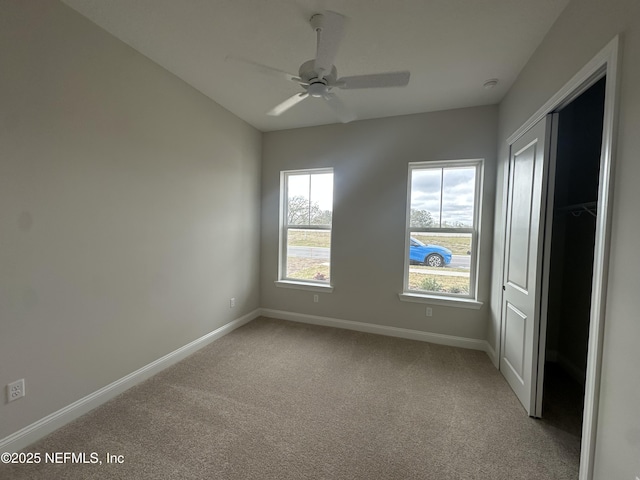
[
  {"x1": 323, "y1": 93, "x2": 356, "y2": 123},
  {"x1": 225, "y1": 55, "x2": 302, "y2": 84},
  {"x1": 267, "y1": 93, "x2": 309, "y2": 116},
  {"x1": 313, "y1": 11, "x2": 345, "y2": 78},
  {"x1": 337, "y1": 71, "x2": 411, "y2": 89}
]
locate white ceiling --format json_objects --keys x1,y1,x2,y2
[{"x1": 60, "y1": 0, "x2": 569, "y2": 132}]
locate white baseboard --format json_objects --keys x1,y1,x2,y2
[
  {"x1": 260, "y1": 308, "x2": 496, "y2": 360},
  {"x1": 484, "y1": 341, "x2": 499, "y2": 368},
  {"x1": 0, "y1": 309, "x2": 260, "y2": 453}
]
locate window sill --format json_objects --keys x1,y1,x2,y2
[
  {"x1": 398, "y1": 293, "x2": 483, "y2": 310},
  {"x1": 275, "y1": 280, "x2": 334, "y2": 293}
]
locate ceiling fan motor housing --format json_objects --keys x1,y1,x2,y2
[{"x1": 299, "y1": 59, "x2": 337, "y2": 96}]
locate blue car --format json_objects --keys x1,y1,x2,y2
[{"x1": 409, "y1": 237, "x2": 452, "y2": 267}]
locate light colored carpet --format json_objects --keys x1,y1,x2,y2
[{"x1": 1, "y1": 317, "x2": 580, "y2": 479}]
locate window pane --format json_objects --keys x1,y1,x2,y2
[
  {"x1": 310, "y1": 173, "x2": 333, "y2": 225},
  {"x1": 287, "y1": 174, "x2": 310, "y2": 225},
  {"x1": 410, "y1": 168, "x2": 441, "y2": 227},
  {"x1": 287, "y1": 172, "x2": 334, "y2": 226},
  {"x1": 286, "y1": 228, "x2": 331, "y2": 283},
  {"x1": 441, "y1": 167, "x2": 476, "y2": 227},
  {"x1": 408, "y1": 231, "x2": 472, "y2": 295}
]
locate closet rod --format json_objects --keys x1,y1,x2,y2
[{"x1": 556, "y1": 201, "x2": 597, "y2": 218}]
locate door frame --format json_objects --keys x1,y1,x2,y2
[
  {"x1": 534, "y1": 112, "x2": 559, "y2": 418},
  {"x1": 499, "y1": 35, "x2": 620, "y2": 480}
]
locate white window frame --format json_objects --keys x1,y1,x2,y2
[
  {"x1": 400, "y1": 159, "x2": 483, "y2": 308},
  {"x1": 275, "y1": 168, "x2": 334, "y2": 292}
]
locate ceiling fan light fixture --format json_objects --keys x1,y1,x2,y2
[{"x1": 307, "y1": 81, "x2": 328, "y2": 97}]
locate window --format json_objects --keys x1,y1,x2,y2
[
  {"x1": 403, "y1": 160, "x2": 482, "y2": 301},
  {"x1": 278, "y1": 168, "x2": 333, "y2": 288}
]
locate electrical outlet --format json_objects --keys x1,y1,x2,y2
[
  {"x1": 229, "y1": 297, "x2": 235, "y2": 308},
  {"x1": 313, "y1": 294, "x2": 319, "y2": 303},
  {"x1": 426, "y1": 307, "x2": 433, "y2": 317},
  {"x1": 7, "y1": 379, "x2": 25, "y2": 402}
]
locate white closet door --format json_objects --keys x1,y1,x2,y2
[{"x1": 500, "y1": 115, "x2": 552, "y2": 416}]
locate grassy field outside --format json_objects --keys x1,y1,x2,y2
[
  {"x1": 287, "y1": 229, "x2": 471, "y2": 256},
  {"x1": 411, "y1": 233, "x2": 472, "y2": 255},
  {"x1": 408, "y1": 272, "x2": 470, "y2": 294},
  {"x1": 287, "y1": 229, "x2": 331, "y2": 248},
  {"x1": 411, "y1": 265, "x2": 470, "y2": 273},
  {"x1": 286, "y1": 256, "x2": 330, "y2": 282},
  {"x1": 285, "y1": 259, "x2": 469, "y2": 293}
]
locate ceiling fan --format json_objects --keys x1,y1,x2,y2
[{"x1": 227, "y1": 11, "x2": 410, "y2": 123}]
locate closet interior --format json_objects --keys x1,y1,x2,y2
[{"x1": 541, "y1": 77, "x2": 606, "y2": 438}]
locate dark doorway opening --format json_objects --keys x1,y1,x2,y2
[{"x1": 541, "y1": 77, "x2": 606, "y2": 445}]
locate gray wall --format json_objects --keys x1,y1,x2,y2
[
  {"x1": 0, "y1": 1, "x2": 261, "y2": 439},
  {"x1": 261, "y1": 107, "x2": 497, "y2": 341},
  {"x1": 490, "y1": 0, "x2": 640, "y2": 476}
]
